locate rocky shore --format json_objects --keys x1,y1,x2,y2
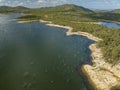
[
  {"x1": 45, "y1": 21, "x2": 120, "y2": 90},
  {"x1": 82, "y1": 42, "x2": 120, "y2": 90}
]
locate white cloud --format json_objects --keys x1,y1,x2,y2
[
  {"x1": 22, "y1": 0, "x2": 69, "y2": 8},
  {"x1": 0, "y1": 0, "x2": 70, "y2": 7},
  {"x1": 37, "y1": 0, "x2": 68, "y2": 4},
  {"x1": 37, "y1": 0, "x2": 45, "y2": 3},
  {"x1": 17, "y1": 2, "x2": 24, "y2": 6}
]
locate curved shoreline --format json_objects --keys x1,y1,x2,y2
[
  {"x1": 41, "y1": 20, "x2": 120, "y2": 90},
  {"x1": 17, "y1": 19, "x2": 120, "y2": 90}
]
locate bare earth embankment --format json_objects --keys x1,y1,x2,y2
[{"x1": 17, "y1": 19, "x2": 120, "y2": 90}]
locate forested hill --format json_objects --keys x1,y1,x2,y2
[
  {"x1": 0, "y1": 4, "x2": 93, "y2": 15},
  {"x1": 0, "y1": 6, "x2": 29, "y2": 13},
  {"x1": 38, "y1": 4, "x2": 93, "y2": 13},
  {"x1": 17, "y1": 4, "x2": 96, "y2": 22}
]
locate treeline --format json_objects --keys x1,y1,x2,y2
[
  {"x1": 18, "y1": 15, "x2": 41, "y2": 20},
  {"x1": 91, "y1": 12, "x2": 120, "y2": 23}
]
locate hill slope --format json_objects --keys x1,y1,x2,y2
[
  {"x1": 39, "y1": 4, "x2": 93, "y2": 13},
  {"x1": 0, "y1": 6, "x2": 29, "y2": 13},
  {"x1": 18, "y1": 4, "x2": 95, "y2": 22}
]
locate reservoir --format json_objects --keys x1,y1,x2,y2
[
  {"x1": 101, "y1": 21, "x2": 120, "y2": 29},
  {"x1": 0, "y1": 14, "x2": 93, "y2": 90}
]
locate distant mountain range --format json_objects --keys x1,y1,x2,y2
[
  {"x1": 0, "y1": 6, "x2": 29, "y2": 9},
  {"x1": 0, "y1": 4, "x2": 120, "y2": 14},
  {"x1": 0, "y1": 6, "x2": 29, "y2": 13},
  {"x1": 0, "y1": 4, "x2": 120, "y2": 22},
  {"x1": 0, "y1": 4, "x2": 93, "y2": 13}
]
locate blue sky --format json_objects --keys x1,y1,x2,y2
[{"x1": 0, "y1": 0, "x2": 120, "y2": 10}]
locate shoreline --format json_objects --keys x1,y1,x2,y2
[
  {"x1": 17, "y1": 19, "x2": 120, "y2": 90},
  {"x1": 17, "y1": 19, "x2": 52, "y2": 24},
  {"x1": 40, "y1": 20, "x2": 120, "y2": 90},
  {"x1": 17, "y1": 20, "x2": 38, "y2": 23},
  {"x1": 46, "y1": 23, "x2": 102, "y2": 41}
]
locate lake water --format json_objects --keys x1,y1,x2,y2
[
  {"x1": 101, "y1": 21, "x2": 120, "y2": 29},
  {"x1": 0, "y1": 14, "x2": 93, "y2": 90}
]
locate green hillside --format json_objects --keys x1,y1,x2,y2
[
  {"x1": 38, "y1": 4, "x2": 93, "y2": 12},
  {"x1": 112, "y1": 9, "x2": 120, "y2": 13},
  {"x1": 18, "y1": 4, "x2": 96, "y2": 22},
  {"x1": 0, "y1": 6, "x2": 29, "y2": 13}
]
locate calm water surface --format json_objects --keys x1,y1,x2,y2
[
  {"x1": 101, "y1": 21, "x2": 120, "y2": 29},
  {"x1": 0, "y1": 14, "x2": 93, "y2": 90}
]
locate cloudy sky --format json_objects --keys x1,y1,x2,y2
[{"x1": 0, "y1": 0, "x2": 120, "y2": 10}]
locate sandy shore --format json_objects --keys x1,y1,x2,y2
[
  {"x1": 39, "y1": 20, "x2": 52, "y2": 24},
  {"x1": 17, "y1": 19, "x2": 120, "y2": 90},
  {"x1": 46, "y1": 23, "x2": 79, "y2": 35},
  {"x1": 46, "y1": 23, "x2": 102, "y2": 41},
  {"x1": 82, "y1": 43, "x2": 120, "y2": 90},
  {"x1": 17, "y1": 19, "x2": 52, "y2": 24},
  {"x1": 17, "y1": 20, "x2": 38, "y2": 23}
]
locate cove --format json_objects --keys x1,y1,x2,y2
[{"x1": 0, "y1": 14, "x2": 93, "y2": 90}]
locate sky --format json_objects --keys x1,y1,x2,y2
[{"x1": 0, "y1": 0, "x2": 120, "y2": 10}]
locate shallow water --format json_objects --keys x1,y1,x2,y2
[{"x1": 0, "y1": 14, "x2": 93, "y2": 90}]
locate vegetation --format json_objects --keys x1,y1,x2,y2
[
  {"x1": 18, "y1": 15, "x2": 40, "y2": 20},
  {"x1": 91, "y1": 12, "x2": 120, "y2": 22},
  {"x1": 0, "y1": 6, "x2": 29, "y2": 13},
  {"x1": 0, "y1": 4, "x2": 120, "y2": 64}
]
